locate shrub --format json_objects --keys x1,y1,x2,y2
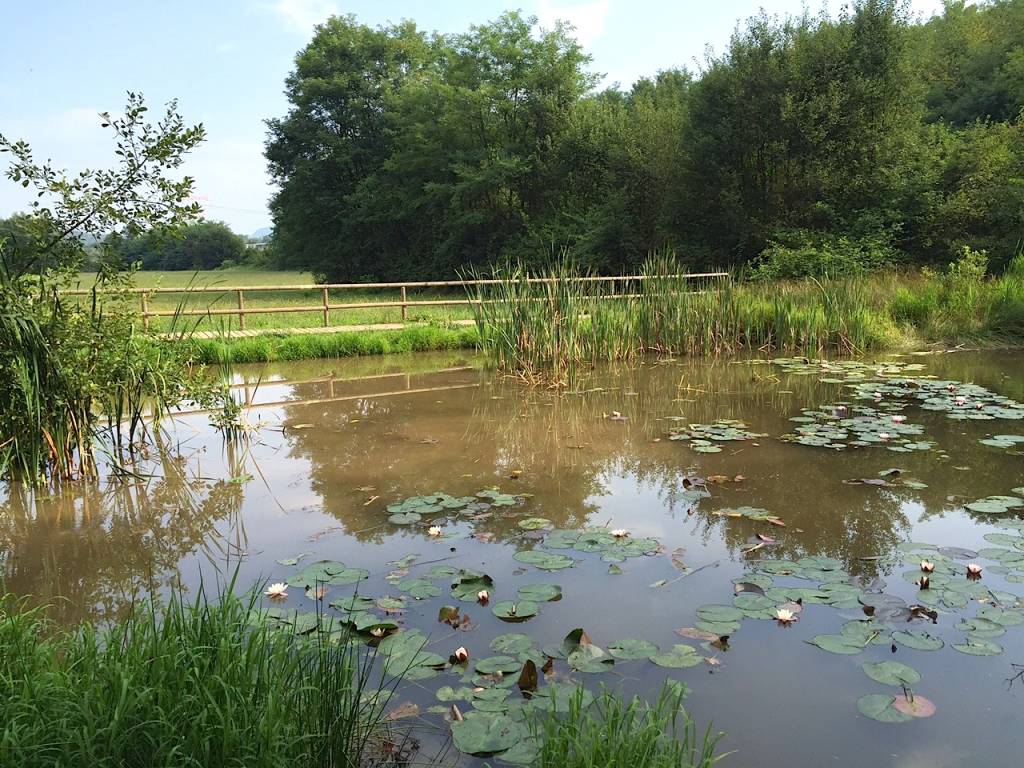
[{"x1": 749, "y1": 229, "x2": 899, "y2": 281}]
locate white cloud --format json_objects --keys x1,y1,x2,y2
[
  {"x1": 537, "y1": 0, "x2": 611, "y2": 47},
  {"x1": 268, "y1": 0, "x2": 339, "y2": 33}
]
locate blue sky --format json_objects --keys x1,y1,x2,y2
[{"x1": 0, "y1": 0, "x2": 946, "y2": 235}]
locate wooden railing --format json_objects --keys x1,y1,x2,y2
[{"x1": 60, "y1": 273, "x2": 729, "y2": 331}]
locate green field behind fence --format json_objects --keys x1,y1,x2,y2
[{"x1": 75, "y1": 269, "x2": 477, "y2": 332}]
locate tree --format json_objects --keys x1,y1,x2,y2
[{"x1": 110, "y1": 221, "x2": 247, "y2": 270}]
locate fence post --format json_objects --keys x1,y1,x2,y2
[
  {"x1": 322, "y1": 287, "x2": 330, "y2": 327},
  {"x1": 140, "y1": 292, "x2": 150, "y2": 331},
  {"x1": 401, "y1": 286, "x2": 407, "y2": 322},
  {"x1": 236, "y1": 289, "x2": 246, "y2": 331}
]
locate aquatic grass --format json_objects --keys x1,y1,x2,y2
[
  {"x1": 187, "y1": 324, "x2": 478, "y2": 364},
  {"x1": 0, "y1": 585, "x2": 403, "y2": 768},
  {"x1": 534, "y1": 683, "x2": 725, "y2": 768}
]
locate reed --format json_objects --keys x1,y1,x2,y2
[
  {"x1": 534, "y1": 684, "x2": 725, "y2": 768},
  {"x1": 0, "y1": 583, "x2": 403, "y2": 768}
]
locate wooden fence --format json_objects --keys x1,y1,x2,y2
[{"x1": 60, "y1": 273, "x2": 729, "y2": 332}]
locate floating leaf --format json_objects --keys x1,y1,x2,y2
[
  {"x1": 608, "y1": 638, "x2": 660, "y2": 660},
  {"x1": 862, "y1": 661, "x2": 921, "y2": 686},
  {"x1": 807, "y1": 634, "x2": 865, "y2": 655},
  {"x1": 475, "y1": 656, "x2": 523, "y2": 675},
  {"x1": 891, "y1": 695, "x2": 936, "y2": 718},
  {"x1": 518, "y1": 517, "x2": 553, "y2": 530},
  {"x1": 492, "y1": 600, "x2": 539, "y2": 621},
  {"x1": 650, "y1": 644, "x2": 703, "y2": 668},
  {"x1": 952, "y1": 639, "x2": 1002, "y2": 656},
  {"x1": 516, "y1": 584, "x2": 562, "y2": 602},
  {"x1": 491, "y1": 633, "x2": 533, "y2": 655},
  {"x1": 857, "y1": 694, "x2": 912, "y2": 723},
  {"x1": 513, "y1": 550, "x2": 575, "y2": 570},
  {"x1": 891, "y1": 630, "x2": 944, "y2": 652},
  {"x1": 450, "y1": 711, "x2": 528, "y2": 756}
]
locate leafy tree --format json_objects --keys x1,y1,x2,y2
[{"x1": 110, "y1": 221, "x2": 247, "y2": 270}]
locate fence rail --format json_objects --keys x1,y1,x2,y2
[{"x1": 60, "y1": 273, "x2": 729, "y2": 331}]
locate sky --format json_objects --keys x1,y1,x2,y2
[{"x1": 0, "y1": 0, "x2": 948, "y2": 235}]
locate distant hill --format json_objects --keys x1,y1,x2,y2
[{"x1": 250, "y1": 227, "x2": 273, "y2": 241}]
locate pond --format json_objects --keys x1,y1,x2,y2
[{"x1": 2, "y1": 349, "x2": 1023, "y2": 767}]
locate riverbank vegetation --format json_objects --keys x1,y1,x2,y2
[
  {"x1": 266, "y1": 1, "x2": 1024, "y2": 282},
  {"x1": 472, "y1": 253, "x2": 1024, "y2": 384}
]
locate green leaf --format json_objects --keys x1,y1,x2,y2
[
  {"x1": 517, "y1": 584, "x2": 562, "y2": 602},
  {"x1": 857, "y1": 694, "x2": 911, "y2": 723},
  {"x1": 891, "y1": 629, "x2": 944, "y2": 651},
  {"x1": 513, "y1": 550, "x2": 575, "y2": 570},
  {"x1": 608, "y1": 638, "x2": 660, "y2": 660},
  {"x1": 475, "y1": 656, "x2": 523, "y2": 675},
  {"x1": 952, "y1": 639, "x2": 1002, "y2": 656},
  {"x1": 806, "y1": 634, "x2": 865, "y2": 655},
  {"x1": 492, "y1": 600, "x2": 539, "y2": 621},
  {"x1": 862, "y1": 661, "x2": 921, "y2": 686},
  {"x1": 451, "y1": 711, "x2": 528, "y2": 756},
  {"x1": 649, "y1": 644, "x2": 702, "y2": 668}
]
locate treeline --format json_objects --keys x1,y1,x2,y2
[{"x1": 266, "y1": 0, "x2": 1024, "y2": 282}]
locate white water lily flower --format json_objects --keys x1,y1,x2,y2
[
  {"x1": 453, "y1": 646, "x2": 469, "y2": 663},
  {"x1": 954, "y1": 396, "x2": 967, "y2": 406},
  {"x1": 920, "y1": 560, "x2": 935, "y2": 573},
  {"x1": 967, "y1": 563, "x2": 983, "y2": 578},
  {"x1": 428, "y1": 526, "x2": 442, "y2": 537},
  {"x1": 891, "y1": 415, "x2": 906, "y2": 424},
  {"x1": 476, "y1": 589, "x2": 489, "y2": 604},
  {"x1": 775, "y1": 608, "x2": 797, "y2": 625},
  {"x1": 369, "y1": 627, "x2": 386, "y2": 638},
  {"x1": 878, "y1": 432, "x2": 891, "y2": 440},
  {"x1": 873, "y1": 391, "x2": 882, "y2": 399},
  {"x1": 264, "y1": 582, "x2": 288, "y2": 599},
  {"x1": 611, "y1": 529, "x2": 629, "y2": 538}
]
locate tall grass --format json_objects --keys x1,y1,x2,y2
[
  {"x1": 0, "y1": 584, "x2": 403, "y2": 768},
  {"x1": 534, "y1": 684, "x2": 725, "y2": 768},
  {"x1": 471, "y1": 252, "x2": 1024, "y2": 383}
]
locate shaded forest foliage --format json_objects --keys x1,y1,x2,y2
[{"x1": 265, "y1": 1, "x2": 1024, "y2": 282}]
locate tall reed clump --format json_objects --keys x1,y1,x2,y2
[
  {"x1": 0, "y1": 586, "x2": 402, "y2": 768},
  {"x1": 534, "y1": 684, "x2": 725, "y2": 768},
  {"x1": 471, "y1": 254, "x2": 894, "y2": 384}
]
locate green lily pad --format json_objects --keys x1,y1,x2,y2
[
  {"x1": 650, "y1": 644, "x2": 703, "y2": 668},
  {"x1": 492, "y1": 600, "x2": 539, "y2": 621},
  {"x1": 490, "y1": 633, "x2": 534, "y2": 655},
  {"x1": 857, "y1": 694, "x2": 912, "y2": 723},
  {"x1": 952, "y1": 639, "x2": 1002, "y2": 656},
  {"x1": 607, "y1": 638, "x2": 660, "y2": 660},
  {"x1": 516, "y1": 584, "x2": 562, "y2": 602},
  {"x1": 388, "y1": 512, "x2": 422, "y2": 525},
  {"x1": 862, "y1": 661, "x2": 921, "y2": 686},
  {"x1": 513, "y1": 550, "x2": 575, "y2": 570},
  {"x1": 451, "y1": 711, "x2": 528, "y2": 756},
  {"x1": 567, "y1": 644, "x2": 615, "y2": 672},
  {"x1": 451, "y1": 572, "x2": 494, "y2": 601},
  {"x1": 396, "y1": 578, "x2": 442, "y2": 600},
  {"x1": 475, "y1": 656, "x2": 523, "y2": 675},
  {"x1": 891, "y1": 629, "x2": 944, "y2": 651},
  {"x1": 696, "y1": 604, "x2": 744, "y2": 623},
  {"x1": 807, "y1": 634, "x2": 865, "y2": 655}
]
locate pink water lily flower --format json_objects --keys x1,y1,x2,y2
[
  {"x1": 264, "y1": 582, "x2": 288, "y2": 599},
  {"x1": 967, "y1": 563, "x2": 983, "y2": 579},
  {"x1": 476, "y1": 590, "x2": 489, "y2": 605},
  {"x1": 920, "y1": 560, "x2": 935, "y2": 573},
  {"x1": 611, "y1": 529, "x2": 629, "y2": 538},
  {"x1": 955, "y1": 396, "x2": 967, "y2": 406},
  {"x1": 878, "y1": 432, "x2": 891, "y2": 440},
  {"x1": 891, "y1": 415, "x2": 906, "y2": 424}
]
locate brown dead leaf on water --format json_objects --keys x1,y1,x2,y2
[
  {"x1": 669, "y1": 547, "x2": 688, "y2": 572},
  {"x1": 363, "y1": 495, "x2": 380, "y2": 506}
]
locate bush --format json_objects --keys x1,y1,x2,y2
[{"x1": 749, "y1": 230, "x2": 899, "y2": 281}]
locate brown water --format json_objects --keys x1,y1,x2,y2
[{"x1": 2, "y1": 350, "x2": 1024, "y2": 767}]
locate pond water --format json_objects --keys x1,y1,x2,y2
[{"x1": 2, "y1": 349, "x2": 1024, "y2": 767}]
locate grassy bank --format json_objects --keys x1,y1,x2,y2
[
  {"x1": 0, "y1": 588, "x2": 723, "y2": 767},
  {"x1": 0, "y1": 588, "x2": 394, "y2": 768},
  {"x1": 187, "y1": 324, "x2": 479, "y2": 364},
  {"x1": 471, "y1": 254, "x2": 1024, "y2": 384}
]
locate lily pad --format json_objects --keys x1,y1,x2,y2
[
  {"x1": 650, "y1": 644, "x2": 703, "y2": 668},
  {"x1": 490, "y1": 633, "x2": 534, "y2": 655},
  {"x1": 952, "y1": 638, "x2": 1002, "y2": 656},
  {"x1": 891, "y1": 629, "x2": 944, "y2": 651},
  {"x1": 517, "y1": 584, "x2": 562, "y2": 602},
  {"x1": 513, "y1": 550, "x2": 575, "y2": 570},
  {"x1": 518, "y1": 517, "x2": 553, "y2": 530},
  {"x1": 607, "y1": 638, "x2": 660, "y2": 660},
  {"x1": 857, "y1": 694, "x2": 912, "y2": 723},
  {"x1": 451, "y1": 711, "x2": 528, "y2": 756},
  {"x1": 492, "y1": 600, "x2": 539, "y2": 621},
  {"x1": 862, "y1": 661, "x2": 921, "y2": 686},
  {"x1": 475, "y1": 656, "x2": 524, "y2": 675},
  {"x1": 807, "y1": 634, "x2": 865, "y2": 655}
]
